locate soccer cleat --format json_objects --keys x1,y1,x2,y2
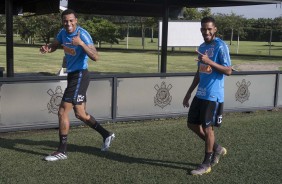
[
  {"x1": 101, "y1": 133, "x2": 115, "y2": 151},
  {"x1": 44, "y1": 152, "x2": 68, "y2": 161},
  {"x1": 211, "y1": 147, "x2": 227, "y2": 166},
  {"x1": 191, "y1": 164, "x2": 211, "y2": 176}
]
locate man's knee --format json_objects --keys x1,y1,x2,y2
[
  {"x1": 203, "y1": 126, "x2": 214, "y2": 136},
  {"x1": 58, "y1": 108, "x2": 66, "y2": 118},
  {"x1": 74, "y1": 111, "x2": 87, "y2": 121}
]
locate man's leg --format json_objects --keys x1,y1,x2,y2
[
  {"x1": 73, "y1": 103, "x2": 115, "y2": 151},
  {"x1": 57, "y1": 102, "x2": 73, "y2": 153},
  {"x1": 44, "y1": 102, "x2": 73, "y2": 161},
  {"x1": 187, "y1": 123, "x2": 205, "y2": 140},
  {"x1": 201, "y1": 126, "x2": 226, "y2": 167},
  {"x1": 203, "y1": 126, "x2": 215, "y2": 164},
  {"x1": 188, "y1": 123, "x2": 212, "y2": 175},
  {"x1": 187, "y1": 123, "x2": 220, "y2": 150}
]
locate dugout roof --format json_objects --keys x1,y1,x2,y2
[{"x1": 0, "y1": 0, "x2": 280, "y2": 16}]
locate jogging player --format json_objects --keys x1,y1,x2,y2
[{"x1": 40, "y1": 9, "x2": 115, "y2": 161}]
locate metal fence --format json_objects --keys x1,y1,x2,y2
[{"x1": 0, "y1": 71, "x2": 281, "y2": 132}]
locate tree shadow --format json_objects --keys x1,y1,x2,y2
[{"x1": 0, "y1": 137, "x2": 198, "y2": 171}]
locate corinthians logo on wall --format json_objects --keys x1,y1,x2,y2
[
  {"x1": 154, "y1": 81, "x2": 172, "y2": 108},
  {"x1": 47, "y1": 86, "x2": 63, "y2": 114},
  {"x1": 235, "y1": 79, "x2": 251, "y2": 103}
]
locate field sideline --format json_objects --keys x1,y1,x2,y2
[{"x1": 0, "y1": 110, "x2": 282, "y2": 183}]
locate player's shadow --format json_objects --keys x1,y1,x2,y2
[{"x1": 0, "y1": 137, "x2": 198, "y2": 171}]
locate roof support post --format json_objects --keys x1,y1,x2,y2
[
  {"x1": 5, "y1": 0, "x2": 14, "y2": 77},
  {"x1": 160, "y1": 0, "x2": 169, "y2": 73}
]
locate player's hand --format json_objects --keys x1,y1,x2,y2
[
  {"x1": 183, "y1": 93, "x2": 191, "y2": 108},
  {"x1": 40, "y1": 44, "x2": 51, "y2": 54},
  {"x1": 71, "y1": 31, "x2": 83, "y2": 46},
  {"x1": 195, "y1": 50, "x2": 210, "y2": 65}
]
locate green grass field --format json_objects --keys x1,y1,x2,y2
[
  {"x1": 0, "y1": 37, "x2": 282, "y2": 75},
  {"x1": 0, "y1": 110, "x2": 282, "y2": 183},
  {"x1": 1, "y1": 37, "x2": 282, "y2": 183}
]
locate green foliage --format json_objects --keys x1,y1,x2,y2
[
  {"x1": 214, "y1": 13, "x2": 247, "y2": 43},
  {"x1": 143, "y1": 17, "x2": 159, "y2": 29},
  {"x1": 2, "y1": 12, "x2": 282, "y2": 45},
  {"x1": 14, "y1": 13, "x2": 61, "y2": 44},
  {"x1": 199, "y1": 8, "x2": 212, "y2": 18},
  {"x1": 81, "y1": 17, "x2": 124, "y2": 46},
  {"x1": 273, "y1": 17, "x2": 282, "y2": 30},
  {"x1": 14, "y1": 15, "x2": 37, "y2": 43},
  {"x1": 0, "y1": 15, "x2": 5, "y2": 33},
  {"x1": 182, "y1": 8, "x2": 211, "y2": 20},
  {"x1": 34, "y1": 14, "x2": 62, "y2": 44},
  {"x1": 183, "y1": 8, "x2": 202, "y2": 20}
]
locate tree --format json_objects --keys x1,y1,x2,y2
[
  {"x1": 214, "y1": 13, "x2": 246, "y2": 45},
  {"x1": 182, "y1": 8, "x2": 212, "y2": 21},
  {"x1": 273, "y1": 17, "x2": 282, "y2": 29},
  {"x1": 273, "y1": 17, "x2": 282, "y2": 41},
  {"x1": 81, "y1": 17, "x2": 124, "y2": 48},
  {"x1": 144, "y1": 17, "x2": 158, "y2": 43},
  {"x1": 14, "y1": 13, "x2": 61, "y2": 44},
  {"x1": 183, "y1": 8, "x2": 202, "y2": 20},
  {"x1": 14, "y1": 15, "x2": 37, "y2": 44},
  {"x1": 245, "y1": 18, "x2": 275, "y2": 41},
  {"x1": 0, "y1": 15, "x2": 5, "y2": 34},
  {"x1": 34, "y1": 14, "x2": 62, "y2": 44},
  {"x1": 199, "y1": 8, "x2": 212, "y2": 18}
]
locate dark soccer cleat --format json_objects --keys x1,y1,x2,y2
[{"x1": 211, "y1": 147, "x2": 227, "y2": 166}]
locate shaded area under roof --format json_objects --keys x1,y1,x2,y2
[
  {"x1": 0, "y1": 0, "x2": 280, "y2": 16},
  {"x1": 67, "y1": 0, "x2": 280, "y2": 17},
  {"x1": 0, "y1": 0, "x2": 60, "y2": 15}
]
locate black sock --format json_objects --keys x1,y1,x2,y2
[
  {"x1": 203, "y1": 152, "x2": 213, "y2": 165},
  {"x1": 57, "y1": 134, "x2": 67, "y2": 154},
  {"x1": 213, "y1": 143, "x2": 222, "y2": 152},
  {"x1": 86, "y1": 116, "x2": 110, "y2": 140}
]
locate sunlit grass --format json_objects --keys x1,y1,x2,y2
[
  {"x1": 0, "y1": 110, "x2": 281, "y2": 183},
  {"x1": 0, "y1": 37, "x2": 281, "y2": 75}
]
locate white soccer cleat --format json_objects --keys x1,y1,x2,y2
[
  {"x1": 101, "y1": 133, "x2": 115, "y2": 151},
  {"x1": 191, "y1": 164, "x2": 211, "y2": 176},
  {"x1": 44, "y1": 152, "x2": 68, "y2": 161}
]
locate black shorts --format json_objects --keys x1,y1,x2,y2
[
  {"x1": 188, "y1": 96, "x2": 223, "y2": 128},
  {"x1": 62, "y1": 69, "x2": 90, "y2": 105}
]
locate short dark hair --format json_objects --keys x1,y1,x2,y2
[
  {"x1": 201, "y1": 16, "x2": 216, "y2": 26},
  {"x1": 61, "y1": 9, "x2": 77, "y2": 19}
]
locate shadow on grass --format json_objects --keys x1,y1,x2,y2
[{"x1": 0, "y1": 137, "x2": 197, "y2": 171}]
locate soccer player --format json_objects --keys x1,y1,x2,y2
[
  {"x1": 40, "y1": 9, "x2": 115, "y2": 161},
  {"x1": 183, "y1": 17, "x2": 232, "y2": 175}
]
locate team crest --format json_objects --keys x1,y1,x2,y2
[
  {"x1": 47, "y1": 86, "x2": 63, "y2": 114},
  {"x1": 154, "y1": 81, "x2": 172, "y2": 108},
  {"x1": 235, "y1": 79, "x2": 251, "y2": 103}
]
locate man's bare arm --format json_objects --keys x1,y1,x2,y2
[
  {"x1": 40, "y1": 40, "x2": 60, "y2": 54},
  {"x1": 80, "y1": 43, "x2": 99, "y2": 61}
]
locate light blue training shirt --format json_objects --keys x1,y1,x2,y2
[
  {"x1": 56, "y1": 26, "x2": 94, "y2": 73},
  {"x1": 196, "y1": 37, "x2": 231, "y2": 103}
]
